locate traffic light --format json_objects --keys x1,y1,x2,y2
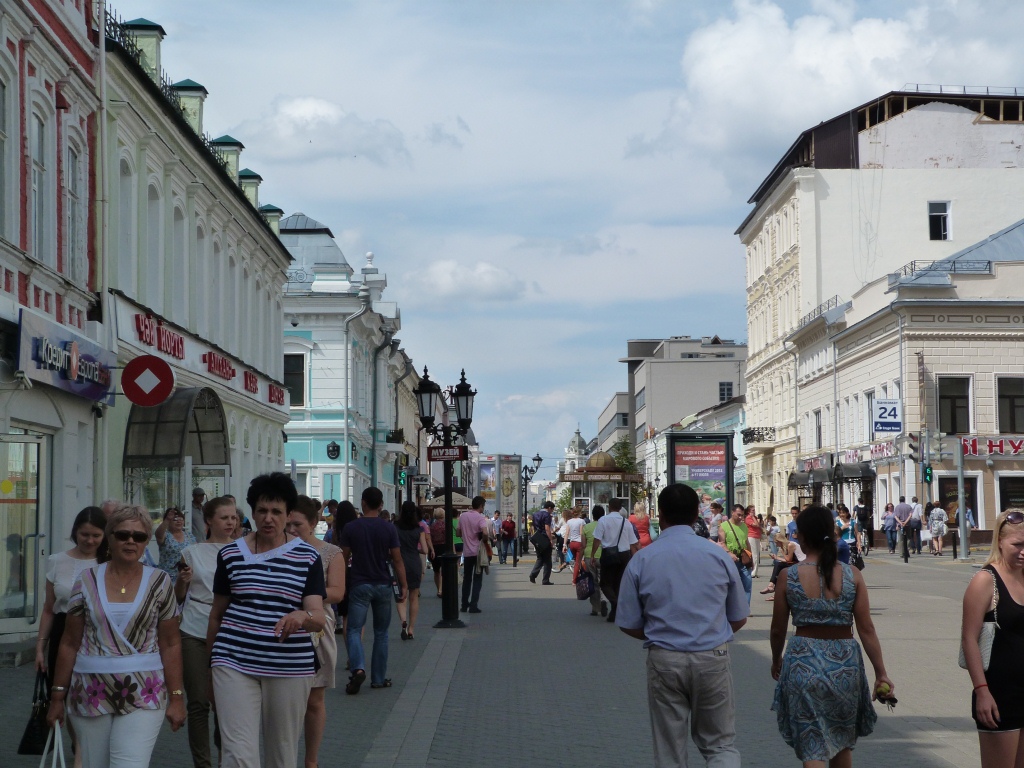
[
  {"x1": 399, "y1": 470, "x2": 407, "y2": 486},
  {"x1": 905, "y1": 432, "x2": 919, "y2": 463},
  {"x1": 923, "y1": 465, "x2": 933, "y2": 483}
]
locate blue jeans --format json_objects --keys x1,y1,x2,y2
[
  {"x1": 346, "y1": 583, "x2": 393, "y2": 686},
  {"x1": 498, "y1": 538, "x2": 515, "y2": 563},
  {"x1": 885, "y1": 529, "x2": 897, "y2": 552},
  {"x1": 736, "y1": 563, "x2": 752, "y2": 604}
]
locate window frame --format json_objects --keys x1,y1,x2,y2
[
  {"x1": 928, "y1": 201, "x2": 951, "y2": 241},
  {"x1": 31, "y1": 113, "x2": 49, "y2": 265},
  {"x1": 635, "y1": 387, "x2": 646, "y2": 411},
  {"x1": 997, "y1": 377, "x2": 1024, "y2": 434},
  {"x1": 938, "y1": 376, "x2": 972, "y2": 435},
  {"x1": 283, "y1": 352, "x2": 307, "y2": 408},
  {"x1": 66, "y1": 143, "x2": 84, "y2": 282},
  {"x1": 719, "y1": 381, "x2": 734, "y2": 402}
]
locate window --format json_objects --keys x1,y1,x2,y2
[
  {"x1": 617, "y1": 413, "x2": 628, "y2": 427},
  {"x1": 938, "y1": 377, "x2": 970, "y2": 434},
  {"x1": 67, "y1": 147, "x2": 84, "y2": 282},
  {"x1": 929, "y1": 201, "x2": 950, "y2": 241},
  {"x1": 814, "y1": 409, "x2": 822, "y2": 449},
  {"x1": 283, "y1": 354, "x2": 305, "y2": 407},
  {"x1": 635, "y1": 387, "x2": 646, "y2": 411},
  {"x1": 31, "y1": 115, "x2": 47, "y2": 264},
  {"x1": 865, "y1": 391, "x2": 875, "y2": 441},
  {"x1": 0, "y1": 81, "x2": 6, "y2": 237},
  {"x1": 719, "y1": 381, "x2": 734, "y2": 402},
  {"x1": 998, "y1": 378, "x2": 1024, "y2": 434},
  {"x1": 635, "y1": 423, "x2": 646, "y2": 444}
]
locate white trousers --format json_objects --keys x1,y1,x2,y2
[{"x1": 70, "y1": 708, "x2": 165, "y2": 768}]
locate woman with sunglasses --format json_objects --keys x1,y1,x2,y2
[
  {"x1": 156, "y1": 506, "x2": 196, "y2": 583},
  {"x1": 48, "y1": 504, "x2": 186, "y2": 766},
  {"x1": 962, "y1": 508, "x2": 1024, "y2": 767}
]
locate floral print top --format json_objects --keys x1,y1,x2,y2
[
  {"x1": 66, "y1": 564, "x2": 177, "y2": 717},
  {"x1": 158, "y1": 530, "x2": 197, "y2": 583}
]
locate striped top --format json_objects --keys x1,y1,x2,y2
[{"x1": 210, "y1": 536, "x2": 326, "y2": 677}]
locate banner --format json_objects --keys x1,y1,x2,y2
[
  {"x1": 479, "y1": 461, "x2": 496, "y2": 504},
  {"x1": 669, "y1": 434, "x2": 734, "y2": 512},
  {"x1": 499, "y1": 455, "x2": 520, "y2": 519}
]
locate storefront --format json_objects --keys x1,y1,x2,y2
[
  {"x1": 107, "y1": 295, "x2": 289, "y2": 528},
  {"x1": 0, "y1": 310, "x2": 115, "y2": 640}
]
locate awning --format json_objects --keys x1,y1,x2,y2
[
  {"x1": 810, "y1": 467, "x2": 834, "y2": 484},
  {"x1": 123, "y1": 387, "x2": 229, "y2": 469},
  {"x1": 787, "y1": 471, "x2": 811, "y2": 489},
  {"x1": 834, "y1": 461, "x2": 876, "y2": 482}
]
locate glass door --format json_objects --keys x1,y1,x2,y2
[{"x1": 0, "y1": 435, "x2": 44, "y2": 631}]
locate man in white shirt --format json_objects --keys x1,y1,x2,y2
[
  {"x1": 909, "y1": 496, "x2": 924, "y2": 555},
  {"x1": 592, "y1": 498, "x2": 639, "y2": 623}
]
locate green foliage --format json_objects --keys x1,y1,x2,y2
[
  {"x1": 610, "y1": 436, "x2": 645, "y2": 505},
  {"x1": 555, "y1": 485, "x2": 573, "y2": 515}
]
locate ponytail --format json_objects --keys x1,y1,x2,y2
[
  {"x1": 795, "y1": 505, "x2": 839, "y2": 584},
  {"x1": 818, "y1": 531, "x2": 838, "y2": 585}
]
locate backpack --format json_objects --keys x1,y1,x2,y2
[
  {"x1": 430, "y1": 519, "x2": 446, "y2": 547},
  {"x1": 692, "y1": 515, "x2": 710, "y2": 538}
]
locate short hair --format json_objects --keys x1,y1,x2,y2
[
  {"x1": 899, "y1": 496, "x2": 906, "y2": 503},
  {"x1": 433, "y1": 508, "x2": 445, "y2": 520},
  {"x1": 102, "y1": 505, "x2": 152, "y2": 563},
  {"x1": 592, "y1": 504, "x2": 605, "y2": 521},
  {"x1": 543, "y1": 501, "x2": 555, "y2": 509},
  {"x1": 472, "y1": 495, "x2": 486, "y2": 510},
  {"x1": 791, "y1": 506, "x2": 800, "y2": 513},
  {"x1": 658, "y1": 484, "x2": 699, "y2": 526},
  {"x1": 733, "y1": 504, "x2": 745, "y2": 513},
  {"x1": 203, "y1": 496, "x2": 236, "y2": 522},
  {"x1": 293, "y1": 495, "x2": 321, "y2": 526},
  {"x1": 362, "y1": 486, "x2": 384, "y2": 510},
  {"x1": 609, "y1": 498, "x2": 623, "y2": 512},
  {"x1": 246, "y1": 473, "x2": 298, "y2": 512}
]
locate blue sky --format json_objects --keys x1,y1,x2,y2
[{"x1": 123, "y1": 0, "x2": 1024, "y2": 482}]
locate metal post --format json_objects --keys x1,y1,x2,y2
[
  {"x1": 923, "y1": 427, "x2": 931, "y2": 506},
  {"x1": 435, "y1": 428, "x2": 465, "y2": 629},
  {"x1": 956, "y1": 438, "x2": 971, "y2": 562}
]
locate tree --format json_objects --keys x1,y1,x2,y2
[
  {"x1": 610, "y1": 435, "x2": 644, "y2": 506},
  {"x1": 555, "y1": 485, "x2": 573, "y2": 516}
]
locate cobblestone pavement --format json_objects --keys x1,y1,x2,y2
[{"x1": 0, "y1": 551, "x2": 986, "y2": 767}]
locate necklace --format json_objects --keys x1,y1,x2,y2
[{"x1": 109, "y1": 565, "x2": 140, "y2": 595}]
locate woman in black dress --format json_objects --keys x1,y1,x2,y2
[
  {"x1": 962, "y1": 508, "x2": 1024, "y2": 768},
  {"x1": 396, "y1": 501, "x2": 432, "y2": 640}
]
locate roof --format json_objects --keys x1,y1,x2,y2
[
  {"x1": 238, "y1": 168, "x2": 263, "y2": 181},
  {"x1": 280, "y1": 212, "x2": 334, "y2": 238},
  {"x1": 172, "y1": 79, "x2": 208, "y2": 95},
  {"x1": 567, "y1": 428, "x2": 587, "y2": 453},
  {"x1": 259, "y1": 203, "x2": 284, "y2": 215},
  {"x1": 123, "y1": 18, "x2": 166, "y2": 36},
  {"x1": 210, "y1": 134, "x2": 244, "y2": 148}
]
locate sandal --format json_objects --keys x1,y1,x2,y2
[
  {"x1": 370, "y1": 679, "x2": 392, "y2": 689},
  {"x1": 759, "y1": 586, "x2": 774, "y2": 595},
  {"x1": 345, "y1": 669, "x2": 366, "y2": 695},
  {"x1": 401, "y1": 622, "x2": 409, "y2": 640},
  {"x1": 766, "y1": 595, "x2": 775, "y2": 602}
]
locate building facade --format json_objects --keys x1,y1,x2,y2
[
  {"x1": 597, "y1": 392, "x2": 629, "y2": 453},
  {"x1": 740, "y1": 88, "x2": 1024, "y2": 521}
]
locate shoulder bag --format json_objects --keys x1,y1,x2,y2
[
  {"x1": 850, "y1": 550, "x2": 866, "y2": 571},
  {"x1": 17, "y1": 670, "x2": 51, "y2": 755},
  {"x1": 724, "y1": 522, "x2": 753, "y2": 568},
  {"x1": 600, "y1": 517, "x2": 632, "y2": 567},
  {"x1": 575, "y1": 568, "x2": 595, "y2": 600},
  {"x1": 959, "y1": 566, "x2": 999, "y2": 670}
]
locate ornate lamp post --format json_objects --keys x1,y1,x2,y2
[
  {"x1": 514, "y1": 453, "x2": 542, "y2": 567},
  {"x1": 413, "y1": 367, "x2": 476, "y2": 629}
]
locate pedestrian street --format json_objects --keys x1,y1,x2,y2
[{"x1": 1, "y1": 551, "x2": 986, "y2": 767}]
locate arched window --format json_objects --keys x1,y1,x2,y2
[
  {"x1": 66, "y1": 142, "x2": 85, "y2": 282},
  {"x1": 194, "y1": 225, "x2": 206, "y2": 338},
  {"x1": 147, "y1": 185, "x2": 162, "y2": 313},
  {"x1": 170, "y1": 207, "x2": 186, "y2": 322},
  {"x1": 118, "y1": 159, "x2": 135, "y2": 293},
  {"x1": 31, "y1": 114, "x2": 51, "y2": 266}
]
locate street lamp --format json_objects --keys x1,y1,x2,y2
[
  {"x1": 515, "y1": 453, "x2": 542, "y2": 567},
  {"x1": 414, "y1": 367, "x2": 476, "y2": 629}
]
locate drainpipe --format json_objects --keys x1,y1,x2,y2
[
  {"x1": 368, "y1": 331, "x2": 395, "y2": 486},
  {"x1": 94, "y1": 2, "x2": 111, "y2": 501},
  {"x1": 783, "y1": 340, "x2": 800, "y2": 518},
  {"x1": 888, "y1": 302, "x2": 906, "y2": 497},
  {"x1": 832, "y1": 336, "x2": 840, "y2": 504},
  {"x1": 343, "y1": 287, "x2": 371, "y2": 501},
  {"x1": 392, "y1": 351, "x2": 413, "y2": 498}
]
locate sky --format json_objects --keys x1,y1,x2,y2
[{"x1": 121, "y1": 0, "x2": 1024, "y2": 483}]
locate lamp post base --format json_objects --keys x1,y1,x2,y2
[{"x1": 434, "y1": 552, "x2": 465, "y2": 629}]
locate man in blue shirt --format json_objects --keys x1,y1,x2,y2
[
  {"x1": 617, "y1": 484, "x2": 748, "y2": 767},
  {"x1": 529, "y1": 501, "x2": 555, "y2": 585},
  {"x1": 786, "y1": 505, "x2": 801, "y2": 541}
]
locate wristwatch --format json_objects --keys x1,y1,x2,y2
[{"x1": 170, "y1": 689, "x2": 184, "y2": 697}]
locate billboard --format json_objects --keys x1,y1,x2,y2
[
  {"x1": 668, "y1": 433, "x2": 734, "y2": 513},
  {"x1": 499, "y1": 455, "x2": 521, "y2": 519},
  {"x1": 479, "y1": 461, "x2": 496, "y2": 505}
]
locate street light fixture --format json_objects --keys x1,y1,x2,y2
[
  {"x1": 515, "y1": 453, "x2": 543, "y2": 567},
  {"x1": 413, "y1": 367, "x2": 476, "y2": 629}
]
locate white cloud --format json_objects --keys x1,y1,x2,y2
[{"x1": 407, "y1": 260, "x2": 528, "y2": 302}]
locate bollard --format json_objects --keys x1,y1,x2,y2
[
  {"x1": 902, "y1": 525, "x2": 910, "y2": 564},
  {"x1": 951, "y1": 529, "x2": 958, "y2": 560}
]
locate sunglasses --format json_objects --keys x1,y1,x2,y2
[
  {"x1": 1004, "y1": 511, "x2": 1024, "y2": 525},
  {"x1": 113, "y1": 530, "x2": 149, "y2": 543}
]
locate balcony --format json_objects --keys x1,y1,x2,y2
[
  {"x1": 888, "y1": 259, "x2": 991, "y2": 289},
  {"x1": 385, "y1": 429, "x2": 404, "y2": 445},
  {"x1": 798, "y1": 296, "x2": 840, "y2": 329},
  {"x1": 741, "y1": 427, "x2": 776, "y2": 445}
]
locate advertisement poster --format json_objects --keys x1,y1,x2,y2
[
  {"x1": 479, "y1": 461, "x2": 496, "y2": 504},
  {"x1": 498, "y1": 455, "x2": 521, "y2": 519},
  {"x1": 937, "y1": 476, "x2": 978, "y2": 522},
  {"x1": 670, "y1": 435, "x2": 732, "y2": 512}
]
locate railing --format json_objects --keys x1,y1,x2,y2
[
  {"x1": 902, "y1": 83, "x2": 1024, "y2": 97},
  {"x1": 892, "y1": 259, "x2": 991, "y2": 278},
  {"x1": 798, "y1": 295, "x2": 840, "y2": 329},
  {"x1": 741, "y1": 427, "x2": 776, "y2": 445},
  {"x1": 385, "y1": 429, "x2": 404, "y2": 444}
]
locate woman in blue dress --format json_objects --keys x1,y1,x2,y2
[{"x1": 770, "y1": 505, "x2": 894, "y2": 767}]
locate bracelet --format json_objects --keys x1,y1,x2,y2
[
  {"x1": 169, "y1": 689, "x2": 184, "y2": 697},
  {"x1": 975, "y1": 683, "x2": 989, "y2": 691}
]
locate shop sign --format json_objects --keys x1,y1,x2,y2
[
  {"x1": 960, "y1": 436, "x2": 1024, "y2": 457},
  {"x1": 870, "y1": 441, "x2": 896, "y2": 460},
  {"x1": 18, "y1": 310, "x2": 115, "y2": 404},
  {"x1": 268, "y1": 385, "x2": 285, "y2": 405},
  {"x1": 134, "y1": 314, "x2": 185, "y2": 359},
  {"x1": 428, "y1": 445, "x2": 467, "y2": 462},
  {"x1": 202, "y1": 351, "x2": 236, "y2": 381},
  {"x1": 800, "y1": 454, "x2": 832, "y2": 471},
  {"x1": 843, "y1": 449, "x2": 861, "y2": 464}
]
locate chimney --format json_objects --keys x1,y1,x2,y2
[
  {"x1": 238, "y1": 168, "x2": 262, "y2": 208},
  {"x1": 171, "y1": 79, "x2": 208, "y2": 134},
  {"x1": 210, "y1": 135, "x2": 244, "y2": 183},
  {"x1": 122, "y1": 18, "x2": 165, "y2": 82},
  {"x1": 259, "y1": 203, "x2": 284, "y2": 235}
]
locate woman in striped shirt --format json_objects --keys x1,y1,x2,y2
[{"x1": 207, "y1": 474, "x2": 327, "y2": 768}]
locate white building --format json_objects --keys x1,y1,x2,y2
[
  {"x1": 739, "y1": 87, "x2": 1024, "y2": 521},
  {"x1": 280, "y1": 213, "x2": 412, "y2": 508}
]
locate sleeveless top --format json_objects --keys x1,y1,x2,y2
[{"x1": 786, "y1": 562, "x2": 856, "y2": 627}]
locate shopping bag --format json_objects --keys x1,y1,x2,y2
[
  {"x1": 18, "y1": 671, "x2": 50, "y2": 755},
  {"x1": 39, "y1": 721, "x2": 66, "y2": 768},
  {"x1": 565, "y1": 547, "x2": 574, "y2": 565},
  {"x1": 575, "y1": 570, "x2": 595, "y2": 600}
]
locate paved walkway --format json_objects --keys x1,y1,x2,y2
[{"x1": 1, "y1": 550, "x2": 988, "y2": 766}]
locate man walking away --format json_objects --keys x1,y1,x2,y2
[
  {"x1": 457, "y1": 496, "x2": 490, "y2": 613},
  {"x1": 909, "y1": 496, "x2": 924, "y2": 554},
  {"x1": 617, "y1": 483, "x2": 748, "y2": 768},
  {"x1": 854, "y1": 496, "x2": 872, "y2": 554},
  {"x1": 529, "y1": 501, "x2": 556, "y2": 585},
  {"x1": 593, "y1": 498, "x2": 639, "y2": 623},
  {"x1": 893, "y1": 496, "x2": 913, "y2": 553},
  {"x1": 339, "y1": 487, "x2": 407, "y2": 693},
  {"x1": 581, "y1": 505, "x2": 607, "y2": 617}
]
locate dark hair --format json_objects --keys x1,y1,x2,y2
[
  {"x1": 327, "y1": 499, "x2": 339, "y2": 508},
  {"x1": 472, "y1": 495, "x2": 485, "y2": 510},
  {"x1": 795, "y1": 505, "x2": 838, "y2": 584},
  {"x1": 71, "y1": 506, "x2": 109, "y2": 561},
  {"x1": 609, "y1": 498, "x2": 623, "y2": 512},
  {"x1": 733, "y1": 504, "x2": 745, "y2": 514},
  {"x1": 791, "y1": 506, "x2": 799, "y2": 513},
  {"x1": 543, "y1": 501, "x2": 555, "y2": 509},
  {"x1": 246, "y1": 472, "x2": 298, "y2": 512},
  {"x1": 658, "y1": 484, "x2": 699, "y2": 526},
  {"x1": 362, "y1": 486, "x2": 384, "y2": 510},
  {"x1": 332, "y1": 500, "x2": 358, "y2": 540},
  {"x1": 203, "y1": 496, "x2": 236, "y2": 522},
  {"x1": 293, "y1": 495, "x2": 320, "y2": 526},
  {"x1": 592, "y1": 504, "x2": 605, "y2": 521},
  {"x1": 398, "y1": 500, "x2": 421, "y2": 530}
]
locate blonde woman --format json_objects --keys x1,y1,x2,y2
[
  {"x1": 962, "y1": 509, "x2": 1024, "y2": 767},
  {"x1": 629, "y1": 503, "x2": 653, "y2": 548}
]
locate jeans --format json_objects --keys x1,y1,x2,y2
[
  {"x1": 908, "y1": 520, "x2": 922, "y2": 553},
  {"x1": 346, "y1": 583, "x2": 393, "y2": 686},
  {"x1": 531, "y1": 543, "x2": 553, "y2": 582},
  {"x1": 736, "y1": 563, "x2": 752, "y2": 604},
  {"x1": 499, "y1": 538, "x2": 515, "y2": 563},
  {"x1": 885, "y1": 528, "x2": 897, "y2": 552},
  {"x1": 461, "y1": 555, "x2": 484, "y2": 609}
]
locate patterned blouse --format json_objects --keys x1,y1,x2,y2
[
  {"x1": 158, "y1": 530, "x2": 197, "y2": 583},
  {"x1": 66, "y1": 565, "x2": 177, "y2": 717}
]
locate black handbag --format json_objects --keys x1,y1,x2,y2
[
  {"x1": 851, "y1": 551, "x2": 866, "y2": 571},
  {"x1": 17, "y1": 670, "x2": 51, "y2": 755}
]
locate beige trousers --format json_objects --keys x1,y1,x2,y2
[{"x1": 212, "y1": 666, "x2": 313, "y2": 768}]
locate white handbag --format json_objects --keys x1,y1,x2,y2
[
  {"x1": 40, "y1": 721, "x2": 66, "y2": 768},
  {"x1": 959, "y1": 568, "x2": 999, "y2": 671}
]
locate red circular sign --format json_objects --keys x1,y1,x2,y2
[{"x1": 122, "y1": 355, "x2": 175, "y2": 407}]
